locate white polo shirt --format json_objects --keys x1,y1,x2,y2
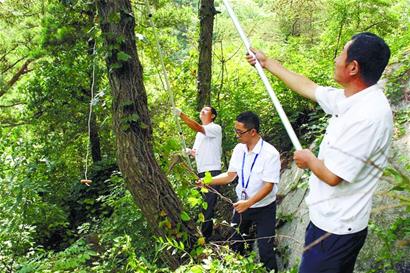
[
  {"x1": 228, "y1": 138, "x2": 281, "y2": 208},
  {"x1": 305, "y1": 84, "x2": 393, "y2": 235},
  {"x1": 192, "y1": 122, "x2": 222, "y2": 173}
]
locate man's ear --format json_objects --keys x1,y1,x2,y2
[
  {"x1": 211, "y1": 114, "x2": 215, "y2": 120},
  {"x1": 349, "y1": 60, "x2": 360, "y2": 76}
]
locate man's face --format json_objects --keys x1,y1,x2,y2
[
  {"x1": 234, "y1": 121, "x2": 254, "y2": 144},
  {"x1": 334, "y1": 40, "x2": 353, "y2": 84},
  {"x1": 199, "y1": 107, "x2": 213, "y2": 123}
]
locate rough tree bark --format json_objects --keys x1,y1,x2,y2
[
  {"x1": 95, "y1": 0, "x2": 199, "y2": 268},
  {"x1": 197, "y1": 0, "x2": 218, "y2": 111},
  {"x1": 89, "y1": 111, "x2": 102, "y2": 162},
  {"x1": 86, "y1": 7, "x2": 102, "y2": 163}
]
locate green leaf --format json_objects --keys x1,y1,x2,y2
[
  {"x1": 120, "y1": 99, "x2": 134, "y2": 108},
  {"x1": 190, "y1": 265, "x2": 203, "y2": 273},
  {"x1": 180, "y1": 211, "x2": 190, "y2": 221},
  {"x1": 198, "y1": 212, "x2": 205, "y2": 223},
  {"x1": 128, "y1": 113, "x2": 139, "y2": 122},
  {"x1": 117, "y1": 51, "x2": 131, "y2": 62},
  {"x1": 108, "y1": 11, "x2": 121, "y2": 24},
  {"x1": 203, "y1": 171, "x2": 212, "y2": 184},
  {"x1": 110, "y1": 62, "x2": 122, "y2": 71},
  {"x1": 187, "y1": 197, "x2": 200, "y2": 207}
]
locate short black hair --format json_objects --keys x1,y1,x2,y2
[
  {"x1": 205, "y1": 105, "x2": 217, "y2": 121},
  {"x1": 236, "y1": 111, "x2": 260, "y2": 133},
  {"x1": 347, "y1": 32, "x2": 390, "y2": 86}
]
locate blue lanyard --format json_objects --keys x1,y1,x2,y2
[{"x1": 241, "y1": 141, "x2": 263, "y2": 191}]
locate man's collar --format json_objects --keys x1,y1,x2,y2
[
  {"x1": 337, "y1": 84, "x2": 381, "y2": 114},
  {"x1": 245, "y1": 137, "x2": 263, "y2": 154}
]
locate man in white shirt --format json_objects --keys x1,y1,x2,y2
[
  {"x1": 247, "y1": 32, "x2": 392, "y2": 272},
  {"x1": 198, "y1": 111, "x2": 280, "y2": 272},
  {"x1": 174, "y1": 106, "x2": 222, "y2": 240}
]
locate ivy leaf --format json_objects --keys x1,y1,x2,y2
[
  {"x1": 165, "y1": 219, "x2": 171, "y2": 229},
  {"x1": 198, "y1": 212, "x2": 205, "y2": 223},
  {"x1": 203, "y1": 171, "x2": 212, "y2": 184},
  {"x1": 187, "y1": 197, "x2": 200, "y2": 207},
  {"x1": 159, "y1": 210, "x2": 167, "y2": 217},
  {"x1": 190, "y1": 265, "x2": 203, "y2": 273},
  {"x1": 109, "y1": 62, "x2": 122, "y2": 72},
  {"x1": 197, "y1": 237, "x2": 205, "y2": 246},
  {"x1": 128, "y1": 113, "x2": 139, "y2": 122},
  {"x1": 108, "y1": 11, "x2": 121, "y2": 24},
  {"x1": 117, "y1": 51, "x2": 131, "y2": 62},
  {"x1": 180, "y1": 211, "x2": 190, "y2": 221}
]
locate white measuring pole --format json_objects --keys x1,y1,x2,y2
[
  {"x1": 144, "y1": 0, "x2": 193, "y2": 169},
  {"x1": 222, "y1": 0, "x2": 302, "y2": 151}
]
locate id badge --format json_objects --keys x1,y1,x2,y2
[{"x1": 241, "y1": 190, "x2": 248, "y2": 200}]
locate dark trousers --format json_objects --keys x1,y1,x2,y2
[
  {"x1": 299, "y1": 222, "x2": 367, "y2": 273},
  {"x1": 230, "y1": 201, "x2": 277, "y2": 272},
  {"x1": 198, "y1": 170, "x2": 221, "y2": 240}
]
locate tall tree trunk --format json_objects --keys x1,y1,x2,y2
[
  {"x1": 95, "y1": 0, "x2": 198, "y2": 268},
  {"x1": 197, "y1": 0, "x2": 217, "y2": 110},
  {"x1": 89, "y1": 111, "x2": 102, "y2": 162},
  {"x1": 86, "y1": 7, "x2": 102, "y2": 163}
]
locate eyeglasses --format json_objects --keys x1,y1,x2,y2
[{"x1": 234, "y1": 128, "x2": 252, "y2": 136}]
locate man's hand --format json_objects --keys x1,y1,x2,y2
[
  {"x1": 246, "y1": 48, "x2": 269, "y2": 68},
  {"x1": 195, "y1": 178, "x2": 204, "y2": 188},
  {"x1": 184, "y1": 148, "x2": 192, "y2": 156},
  {"x1": 184, "y1": 148, "x2": 196, "y2": 157},
  {"x1": 293, "y1": 149, "x2": 315, "y2": 169},
  {"x1": 172, "y1": 107, "x2": 182, "y2": 117},
  {"x1": 233, "y1": 200, "x2": 252, "y2": 213}
]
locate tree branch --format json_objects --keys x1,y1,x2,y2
[
  {"x1": 0, "y1": 102, "x2": 25, "y2": 108},
  {"x1": 363, "y1": 21, "x2": 383, "y2": 31},
  {"x1": 0, "y1": 120, "x2": 30, "y2": 128},
  {"x1": 7, "y1": 59, "x2": 33, "y2": 86},
  {"x1": 1, "y1": 56, "x2": 26, "y2": 74},
  {"x1": 0, "y1": 45, "x2": 18, "y2": 62},
  {"x1": 0, "y1": 59, "x2": 34, "y2": 98}
]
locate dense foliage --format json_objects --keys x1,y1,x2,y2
[{"x1": 0, "y1": 0, "x2": 409, "y2": 272}]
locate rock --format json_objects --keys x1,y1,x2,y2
[{"x1": 276, "y1": 162, "x2": 310, "y2": 269}]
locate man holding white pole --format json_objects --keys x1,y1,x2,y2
[
  {"x1": 247, "y1": 32, "x2": 392, "y2": 273},
  {"x1": 173, "y1": 106, "x2": 222, "y2": 241}
]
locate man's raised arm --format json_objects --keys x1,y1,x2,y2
[
  {"x1": 246, "y1": 48, "x2": 318, "y2": 102},
  {"x1": 172, "y1": 108, "x2": 205, "y2": 134}
]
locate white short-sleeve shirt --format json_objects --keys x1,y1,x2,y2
[
  {"x1": 305, "y1": 84, "x2": 393, "y2": 235},
  {"x1": 192, "y1": 122, "x2": 222, "y2": 173},
  {"x1": 228, "y1": 138, "x2": 281, "y2": 208}
]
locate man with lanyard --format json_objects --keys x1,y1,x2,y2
[
  {"x1": 247, "y1": 32, "x2": 392, "y2": 272},
  {"x1": 198, "y1": 111, "x2": 280, "y2": 272},
  {"x1": 173, "y1": 106, "x2": 222, "y2": 241}
]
